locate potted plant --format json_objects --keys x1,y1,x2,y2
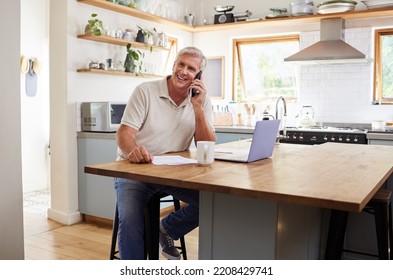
[
  {"x1": 124, "y1": 43, "x2": 144, "y2": 74},
  {"x1": 85, "y1": 13, "x2": 104, "y2": 36}
]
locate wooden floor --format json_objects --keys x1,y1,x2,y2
[{"x1": 23, "y1": 212, "x2": 199, "y2": 260}]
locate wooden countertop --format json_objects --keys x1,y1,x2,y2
[{"x1": 85, "y1": 142, "x2": 393, "y2": 213}]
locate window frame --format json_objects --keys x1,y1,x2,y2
[
  {"x1": 374, "y1": 28, "x2": 393, "y2": 104},
  {"x1": 232, "y1": 35, "x2": 300, "y2": 102}
]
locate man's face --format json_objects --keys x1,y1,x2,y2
[{"x1": 171, "y1": 54, "x2": 201, "y2": 91}]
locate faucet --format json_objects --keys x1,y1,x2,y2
[
  {"x1": 275, "y1": 96, "x2": 287, "y2": 120},
  {"x1": 275, "y1": 96, "x2": 288, "y2": 141}
]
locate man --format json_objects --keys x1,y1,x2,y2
[{"x1": 115, "y1": 46, "x2": 216, "y2": 260}]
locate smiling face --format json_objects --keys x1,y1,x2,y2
[{"x1": 170, "y1": 54, "x2": 202, "y2": 92}]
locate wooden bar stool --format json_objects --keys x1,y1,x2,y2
[
  {"x1": 325, "y1": 188, "x2": 392, "y2": 260},
  {"x1": 109, "y1": 193, "x2": 187, "y2": 260}
]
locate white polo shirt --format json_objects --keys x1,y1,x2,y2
[{"x1": 117, "y1": 76, "x2": 214, "y2": 159}]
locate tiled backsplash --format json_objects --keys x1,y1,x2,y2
[{"x1": 297, "y1": 27, "x2": 393, "y2": 125}]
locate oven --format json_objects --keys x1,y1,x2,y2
[{"x1": 279, "y1": 126, "x2": 368, "y2": 145}]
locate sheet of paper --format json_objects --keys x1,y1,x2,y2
[{"x1": 152, "y1": 155, "x2": 197, "y2": 165}]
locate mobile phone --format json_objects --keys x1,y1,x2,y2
[{"x1": 191, "y1": 71, "x2": 202, "y2": 97}]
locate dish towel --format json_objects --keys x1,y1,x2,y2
[{"x1": 25, "y1": 59, "x2": 37, "y2": 97}]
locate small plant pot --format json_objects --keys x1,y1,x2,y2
[{"x1": 124, "y1": 54, "x2": 136, "y2": 73}]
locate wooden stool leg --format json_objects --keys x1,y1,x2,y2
[
  {"x1": 373, "y1": 202, "x2": 390, "y2": 259},
  {"x1": 325, "y1": 210, "x2": 348, "y2": 260},
  {"x1": 389, "y1": 203, "x2": 393, "y2": 260}
]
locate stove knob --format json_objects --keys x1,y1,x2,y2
[
  {"x1": 299, "y1": 134, "x2": 304, "y2": 140},
  {"x1": 323, "y1": 135, "x2": 328, "y2": 141},
  {"x1": 331, "y1": 136, "x2": 335, "y2": 141},
  {"x1": 292, "y1": 134, "x2": 297, "y2": 140},
  {"x1": 346, "y1": 137, "x2": 350, "y2": 142},
  {"x1": 354, "y1": 137, "x2": 358, "y2": 143},
  {"x1": 338, "y1": 136, "x2": 343, "y2": 142}
]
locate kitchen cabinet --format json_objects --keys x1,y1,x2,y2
[
  {"x1": 367, "y1": 132, "x2": 393, "y2": 146},
  {"x1": 216, "y1": 132, "x2": 253, "y2": 144},
  {"x1": 78, "y1": 133, "x2": 117, "y2": 219},
  {"x1": 215, "y1": 126, "x2": 254, "y2": 144},
  {"x1": 78, "y1": 0, "x2": 393, "y2": 33}
]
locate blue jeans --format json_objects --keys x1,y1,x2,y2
[{"x1": 114, "y1": 177, "x2": 199, "y2": 260}]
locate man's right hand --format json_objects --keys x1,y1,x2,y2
[{"x1": 127, "y1": 146, "x2": 153, "y2": 164}]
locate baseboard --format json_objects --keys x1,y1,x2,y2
[
  {"x1": 82, "y1": 214, "x2": 113, "y2": 227},
  {"x1": 47, "y1": 207, "x2": 82, "y2": 225}
]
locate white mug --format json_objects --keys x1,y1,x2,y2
[{"x1": 197, "y1": 141, "x2": 215, "y2": 166}]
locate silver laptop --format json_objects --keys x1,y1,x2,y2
[{"x1": 214, "y1": 119, "x2": 281, "y2": 163}]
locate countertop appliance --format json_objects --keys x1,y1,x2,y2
[
  {"x1": 214, "y1": 5, "x2": 235, "y2": 24},
  {"x1": 279, "y1": 125, "x2": 368, "y2": 145},
  {"x1": 81, "y1": 102, "x2": 126, "y2": 132}
]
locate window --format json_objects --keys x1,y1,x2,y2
[
  {"x1": 233, "y1": 35, "x2": 300, "y2": 102},
  {"x1": 374, "y1": 28, "x2": 393, "y2": 104}
]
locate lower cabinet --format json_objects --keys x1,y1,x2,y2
[
  {"x1": 368, "y1": 139, "x2": 393, "y2": 146},
  {"x1": 78, "y1": 135, "x2": 117, "y2": 219},
  {"x1": 216, "y1": 132, "x2": 253, "y2": 144}
]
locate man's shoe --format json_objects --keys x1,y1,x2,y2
[{"x1": 159, "y1": 223, "x2": 180, "y2": 260}]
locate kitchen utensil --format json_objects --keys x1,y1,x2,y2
[
  {"x1": 214, "y1": 5, "x2": 235, "y2": 24},
  {"x1": 361, "y1": 0, "x2": 393, "y2": 9},
  {"x1": 317, "y1": 0, "x2": 357, "y2": 14},
  {"x1": 233, "y1": 10, "x2": 253, "y2": 21},
  {"x1": 184, "y1": 14, "x2": 195, "y2": 26},
  {"x1": 371, "y1": 120, "x2": 384, "y2": 130},
  {"x1": 297, "y1": 105, "x2": 316, "y2": 127},
  {"x1": 214, "y1": 5, "x2": 235, "y2": 13},
  {"x1": 291, "y1": 1, "x2": 314, "y2": 16}
]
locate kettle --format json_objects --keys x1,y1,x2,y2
[{"x1": 297, "y1": 105, "x2": 316, "y2": 127}]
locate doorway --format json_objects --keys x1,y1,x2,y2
[{"x1": 21, "y1": 0, "x2": 51, "y2": 216}]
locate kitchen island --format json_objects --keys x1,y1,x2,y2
[{"x1": 85, "y1": 141, "x2": 393, "y2": 259}]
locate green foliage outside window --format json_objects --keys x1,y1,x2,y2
[
  {"x1": 381, "y1": 35, "x2": 393, "y2": 98},
  {"x1": 234, "y1": 37, "x2": 299, "y2": 102}
]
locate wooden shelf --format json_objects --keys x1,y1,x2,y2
[
  {"x1": 77, "y1": 34, "x2": 172, "y2": 51},
  {"x1": 77, "y1": 68, "x2": 163, "y2": 78},
  {"x1": 78, "y1": 0, "x2": 393, "y2": 33},
  {"x1": 195, "y1": 7, "x2": 393, "y2": 32},
  {"x1": 77, "y1": 0, "x2": 193, "y2": 32}
]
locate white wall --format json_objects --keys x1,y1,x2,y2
[
  {"x1": 21, "y1": 0, "x2": 50, "y2": 193},
  {"x1": 0, "y1": 0, "x2": 24, "y2": 259}
]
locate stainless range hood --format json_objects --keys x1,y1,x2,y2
[{"x1": 284, "y1": 17, "x2": 371, "y2": 64}]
